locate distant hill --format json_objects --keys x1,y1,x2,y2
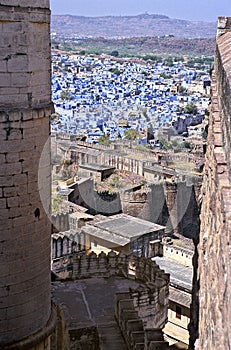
[{"x1": 51, "y1": 13, "x2": 216, "y2": 39}]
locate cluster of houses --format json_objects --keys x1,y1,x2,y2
[{"x1": 51, "y1": 53, "x2": 210, "y2": 145}]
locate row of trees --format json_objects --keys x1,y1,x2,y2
[{"x1": 98, "y1": 129, "x2": 141, "y2": 145}]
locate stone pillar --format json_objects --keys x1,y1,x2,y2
[{"x1": 0, "y1": 1, "x2": 56, "y2": 349}]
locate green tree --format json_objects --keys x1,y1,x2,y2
[
  {"x1": 178, "y1": 86, "x2": 186, "y2": 94},
  {"x1": 159, "y1": 136, "x2": 172, "y2": 150},
  {"x1": 109, "y1": 68, "x2": 122, "y2": 76},
  {"x1": 110, "y1": 50, "x2": 119, "y2": 57},
  {"x1": 202, "y1": 125, "x2": 208, "y2": 139},
  {"x1": 98, "y1": 134, "x2": 111, "y2": 146},
  {"x1": 184, "y1": 102, "x2": 198, "y2": 115},
  {"x1": 124, "y1": 129, "x2": 140, "y2": 141},
  {"x1": 109, "y1": 174, "x2": 120, "y2": 188},
  {"x1": 181, "y1": 141, "x2": 192, "y2": 150},
  {"x1": 60, "y1": 90, "x2": 72, "y2": 101},
  {"x1": 160, "y1": 72, "x2": 172, "y2": 79}
]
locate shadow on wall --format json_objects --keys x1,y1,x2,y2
[{"x1": 147, "y1": 182, "x2": 200, "y2": 239}]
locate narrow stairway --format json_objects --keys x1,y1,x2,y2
[{"x1": 96, "y1": 314, "x2": 128, "y2": 350}]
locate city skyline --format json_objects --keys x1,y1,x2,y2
[{"x1": 50, "y1": 0, "x2": 231, "y2": 22}]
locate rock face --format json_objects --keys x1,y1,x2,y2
[
  {"x1": 192, "y1": 17, "x2": 231, "y2": 350},
  {"x1": 0, "y1": 2, "x2": 56, "y2": 349}
]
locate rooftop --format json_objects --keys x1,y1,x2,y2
[
  {"x1": 86, "y1": 213, "x2": 165, "y2": 242},
  {"x1": 79, "y1": 163, "x2": 116, "y2": 172},
  {"x1": 153, "y1": 256, "x2": 193, "y2": 290}
]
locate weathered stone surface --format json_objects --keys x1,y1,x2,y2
[
  {"x1": 0, "y1": 2, "x2": 55, "y2": 349},
  {"x1": 191, "y1": 17, "x2": 231, "y2": 350}
]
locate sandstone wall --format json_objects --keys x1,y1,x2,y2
[
  {"x1": 196, "y1": 17, "x2": 231, "y2": 350},
  {"x1": 0, "y1": 2, "x2": 55, "y2": 348}
]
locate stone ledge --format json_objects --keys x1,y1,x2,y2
[
  {"x1": 0, "y1": 103, "x2": 54, "y2": 121},
  {"x1": 0, "y1": 3, "x2": 50, "y2": 11}
]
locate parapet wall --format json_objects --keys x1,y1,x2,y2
[
  {"x1": 71, "y1": 251, "x2": 170, "y2": 283},
  {"x1": 53, "y1": 251, "x2": 169, "y2": 349},
  {"x1": 115, "y1": 293, "x2": 169, "y2": 350},
  {"x1": 52, "y1": 210, "x2": 71, "y2": 232},
  {"x1": 196, "y1": 17, "x2": 231, "y2": 350}
]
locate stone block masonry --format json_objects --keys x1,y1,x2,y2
[
  {"x1": 0, "y1": 4, "x2": 51, "y2": 109},
  {"x1": 190, "y1": 17, "x2": 231, "y2": 350},
  {"x1": 0, "y1": 2, "x2": 56, "y2": 349}
]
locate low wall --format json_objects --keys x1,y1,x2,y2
[
  {"x1": 52, "y1": 251, "x2": 170, "y2": 349},
  {"x1": 163, "y1": 244, "x2": 193, "y2": 267},
  {"x1": 115, "y1": 292, "x2": 169, "y2": 350}
]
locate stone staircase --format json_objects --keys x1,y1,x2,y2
[{"x1": 96, "y1": 314, "x2": 128, "y2": 350}]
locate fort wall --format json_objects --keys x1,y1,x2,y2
[
  {"x1": 52, "y1": 251, "x2": 170, "y2": 349},
  {"x1": 190, "y1": 17, "x2": 231, "y2": 350},
  {"x1": 0, "y1": 2, "x2": 55, "y2": 349}
]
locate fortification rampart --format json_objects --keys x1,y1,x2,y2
[
  {"x1": 115, "y1": 293, "x2": 169, "y2": 350},
  {"x1": 192, "y1": 17, "x2": 231, "y2": 350},
  {"x1": 0, "y1": 2, "x2": 55, "y2": 349},
  {"x1": 52, "y1": 251, "x2": 169, "y2": 349},
  {"x1": 52, "y1": 210, "x2": 71, "y2": 232}
]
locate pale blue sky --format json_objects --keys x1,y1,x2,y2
[{"x1": 50, "y1": 0, "x2": 231, "y2": 22}]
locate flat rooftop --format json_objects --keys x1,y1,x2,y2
[
  {"x1": 153, "y1": 256, "x2": 193, "y2": 290},
  {"x1": 83, "y1": 214, "x2": 165, "y2": 246},
  {"x1": 79, "y1": 163, "x2": 115, "y2": 172},
  {"x1": 90, "y1": 214, "x2": 165, "y2": 237}
]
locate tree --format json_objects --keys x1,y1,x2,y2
[
  {"x1": 60, "y1": 90, "x2": 72, "y2": 101},
  {"x1": 110, "y1": 50, "x2": 119, "y2": 57},
  {"x1": 178, "y1": 86, "x2": 186, "y2": 94},
  {"x1": 184, "y1": 102, "x2": 198, "y2": 115},
  {"x1": 109, "y1": 68, "x2": 122, "y2": 76},
  {"x1": 202, "y1": 125, "x2": 208, "y2": 139},
  {"x1": 98, "y1": 135, "x2": 111, "y2": 146},
  {"x1": 165, "y1": 56, "x2": 174, "y2": 67},
  {"x1": 124, "y1": 129, "x2": 140, "y2": 141},
  {"x1": 159, "y1": 136, "x2": 171, "y2": 150},
  {"x1": 160, "y1": 72, "x2": 172, "y2": 79},
  {"x1": 181, "y1": 141, "x2": 192, "y2": 150}
]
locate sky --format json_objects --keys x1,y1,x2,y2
[{"x1": 50, "y1": 0, "x2": 231, "y2": 22}]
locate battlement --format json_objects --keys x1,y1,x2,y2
[
  {"x1": 53, "y1": 251, "x2": 169, "y2": 286},
  {"x1": 52, "y1": 251, "x2": 170, "y2": 349},
  {"x1": 115, "y1": 292, "x2": 169, "y2": 349}
]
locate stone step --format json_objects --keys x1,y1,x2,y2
[{"x1": 96, "y1": 316, "x2": 128, "y2": 350}]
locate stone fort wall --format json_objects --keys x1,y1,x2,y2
[
  {"x1": 53, "y1": 251, "x2": 169, "y2": 348},
  {"x1": 192, "y1": 17, "x2": 231, "y2": 350},
  {"x1": 0, "y1": 2, "x2": 55, "y2": 349}
]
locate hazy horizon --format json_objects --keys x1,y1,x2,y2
[{"x1": 50, "y1": 0, "x2": 231, "y2": 22}]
